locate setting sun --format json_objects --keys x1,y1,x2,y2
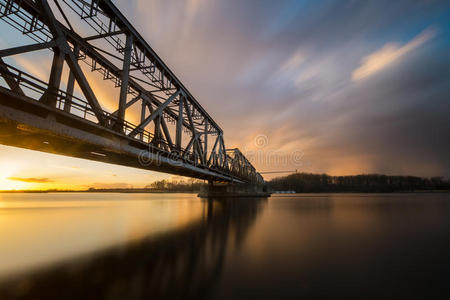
[{"x1": 0, "y1": 161, "x2": 30, "y2": 190}]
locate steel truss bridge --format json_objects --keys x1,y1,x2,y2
[{"x1": 0, "y1": 0, "x2": 263, "y2": 184}]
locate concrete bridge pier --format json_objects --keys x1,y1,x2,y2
[{"x1": 198, "y1": 181, "x2": 271, "y2": 198}]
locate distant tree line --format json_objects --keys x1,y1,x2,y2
[
  {"x1": 268, "y1": 173, "x2": 450, "y2": 193},
  {"x1": 86, "y1": 179, "x2": 206, "y2": 193},
  {"x1": 145, "y1": 179, "x2": 205, "y2": 192}
]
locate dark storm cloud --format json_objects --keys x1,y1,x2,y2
[{"x1": 123, "y1": 1, "x2": 450, "y2": 177}]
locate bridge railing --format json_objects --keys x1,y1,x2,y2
[
  {"x1": 0, "y1": 62, "x2": 265, "y2": 184},
  {"x1": 0, "y1": 0, "x2": 264, "y2": 184}
]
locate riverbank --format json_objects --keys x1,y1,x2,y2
[
  {"x1": 0, "y1": 189, "x2": 199, "y2": 193},
  {"x1": 1, "y1": 189, "x2": 450, "y2": 194}
]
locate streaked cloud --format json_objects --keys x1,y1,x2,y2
[
  {"x1": 278, "y1": 49, "x2": 305, "y2": 74},
  {"x1": 352, "y1": 28, "x2": 436, "y2": 81},
  {"x1": 182, "y1": 0, "x2": 205, "y2": 36},
  {"x1": 7, "y1": 177, "x2": 53, "y2": 183}
]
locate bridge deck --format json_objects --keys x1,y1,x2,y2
[{"x1": 0, "y1": 87, "x2": 242, "y2": 182}]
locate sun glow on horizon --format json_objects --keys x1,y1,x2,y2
[
  {"x1": 0, "y1": 145, "x2": 173, "y2": 191},
  {"x1": 0, "y1": 161, "x2": 32, "y2": 190}
]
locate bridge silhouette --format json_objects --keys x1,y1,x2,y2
[{"x1": 0, "y1": 0, "x2": 264, "y2": 185}]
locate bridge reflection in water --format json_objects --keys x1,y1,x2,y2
[{"x1": 0, "y1": 198, "x2": 267, "y2": 300}]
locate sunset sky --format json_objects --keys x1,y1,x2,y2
[{"x1": 0, "y1": 0, "x2": 449, "y2": 190}]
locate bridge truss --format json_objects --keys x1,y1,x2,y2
[{"x1": 0, "y1": 0, "x2": 263, "y2": 184}]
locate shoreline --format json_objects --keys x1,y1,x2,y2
[{"x1": 1, "y1": 190, "x2": 449, "y2": 194}]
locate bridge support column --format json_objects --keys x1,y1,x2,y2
[
  {"x1": 198, "y1": 181, "x2": 270, "y2": 198},
  {"x1": 64, "y1": 44, "x2": 80, "y2": 113},
  {"x1": 115, "y1": 33, "x2": 133, "y2": 132},
  {"x1": 40, "y1": 47, "x2": 65, "y2": 107}
]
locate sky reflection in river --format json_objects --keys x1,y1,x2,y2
[
  {"x1": 1, "y1": 193, "x2": 450, "y2": 299},
  {"x1": 0, "y1": 193, "x2": 205, "y2": 280}
]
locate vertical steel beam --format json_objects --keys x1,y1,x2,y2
[
  {"x1": 139, "y1": 99, "x2": 146, "y2": 140},
  {"x1": 217, "y1": 134, "x2": 223, "y2": 166},
  {"x1": 204, "y1": 119, "x2": 208, "y2": 164},
  {"x1": 40, "y1": 47, "x2": 64, "y2": 107},
  {"x1": 218, "y1": 134, "x2": 227, "y2": 168},
  {"x1": 176, "y1": 95, "x2": 183, "y2": 151},
  {"x1": 116, "y1": 33, "x2": 133, "y2": 131},
  {"x1": 64, "y1": 44, "x2": 79, "y2": 112},
  {"x1": 153, "y1": 115, "x2": 161, "y2": 147},
  {"x1": 221, "y1": 135, "x2": 228, "y2": 168}
]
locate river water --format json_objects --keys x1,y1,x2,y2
[{"x1": 0, "y1": 193, "x2": 449, "y2": 299}]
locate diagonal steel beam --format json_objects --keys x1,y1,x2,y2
[
  {"x1": 36, "y1": 0, "x2": 106, "y2": 124},
  {"x1": 207, "y1": 135, "x2": 220, "y2": 166},
  {"x1": 160, "y1": 116, "x2": 174, "y2": 151},
  {"x1": 111, "y1": 94, "x2": 141, "y2": 116},
  {"x1": 183, "y1": 135, "x2": 196, "y2": 158},
  {"x1": 183, "y1": 97, "x2": 204, "y2": 163},
  {"x1": 53, "y1": 0, "x2": 74, "y2": 31},
  {"x1": 84, "y1": 30, "x2": 124, "y2": 41},
  {"x1": 128, "y1": 90, "x2": 181, "y2": 137},
  {"x1": 0, "y1": 57, "x2": 25, "y2": 96}
]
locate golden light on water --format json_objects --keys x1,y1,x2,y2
[{"x1": 0, "y1": 193, "x2": 206, "y2": 280}]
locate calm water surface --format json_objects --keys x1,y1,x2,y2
[{"x1": 0, "y1": 193, "x2": 449, "y2": 299}]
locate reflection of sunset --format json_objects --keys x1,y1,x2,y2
[{"x1": 0, "y1": 193, "x2": 206, "y2": 279}]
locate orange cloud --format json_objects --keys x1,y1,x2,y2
[{"x1": 7, "y1": 177, "x2": 53, "y2": 183}]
